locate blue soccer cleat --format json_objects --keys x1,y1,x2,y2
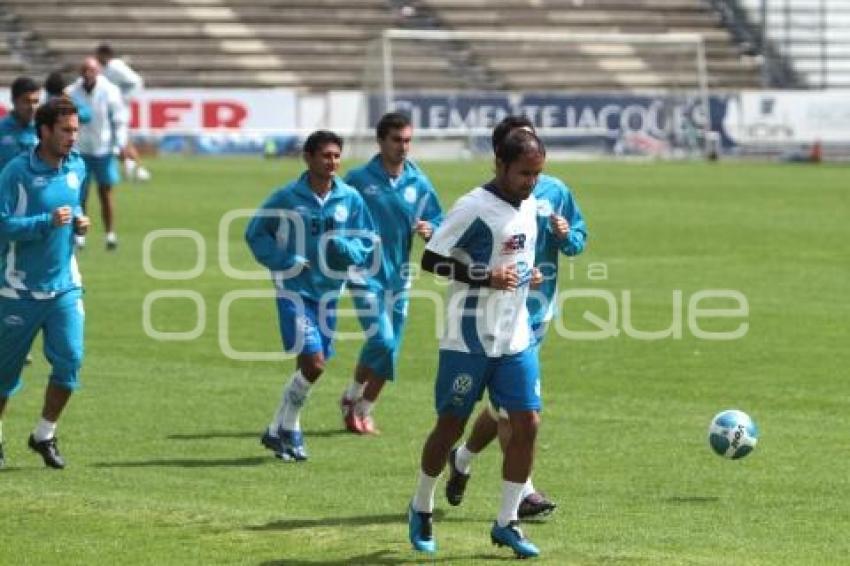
[
  {"x1": 277, "y1": 428, "x2": 308, "y2": 462},
  {"x1": 408, "y1": 503, "x2": 437, "y2": 553},
  {"x1": 491, "y1": 520, "x2": 539, "y2": 559}
]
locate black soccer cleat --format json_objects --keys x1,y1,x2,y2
[
  {"x1": 28, "y1": 434, "x2": 65, "y2": 469},
  {"x1": 445, "y1": 447, "x2": 470, "y2": 506},
  {"x1": 518, "y1": 492, "x2": 557, "y2": 520}
]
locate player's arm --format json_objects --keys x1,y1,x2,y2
[
  {"x1": 111, "y1": 59, "x2": 144, "y2": 97},
  {"x1": 413, "y1": 179, "x2": 444, "y2": 241},
  {"x1": 324, "y1": 196, "x2": 378, "y2": 271},
  {"x1": 0, "y1": 174, "x2": 55, "y2": 240},
  {"x1": 244, "y1": 194, "x2": 307, "y2": 272},
  {"x1": 553, "y1": 191, "x2": 588, "y2": 256},
  {"x1": 108, "y1": 88, "x2": 130, "y2": 156}
]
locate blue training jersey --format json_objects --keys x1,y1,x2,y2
[
  {"x1": 0, "y1": 148, "x2": 86, "y2": 296},
  {"x1": 529, "y1": 174, "x2": 588, "y2": 325},
  {"x1": 245, "y1": 172, "x2": 377, "y2": 303},
  {"x1": 0, "y1": 114, "x2": 38, "y2": 172},
  {"x1": 344, "y1": 155, "x2": 443, "y2": 291}
]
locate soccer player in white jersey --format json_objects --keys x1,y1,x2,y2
[
  {"x1": 67, "y1": 57, "x2": 128, "y2": 250},
  {"x1": 95, "y1": 43, "x2": 151, "y2": 182},
  {"x1": 408, "y1": 129, "x2": 546, "y2": 559}
]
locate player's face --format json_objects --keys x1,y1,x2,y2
[
  {"x1": 13, "y1": 90, "x2": 41, "y2": 123},
  {"x1": 42, "y1": 114, "x2": 80, "y2": 158},
  {"x1": 497, "y1": 151, "x2": 544, "y2": 202},
  {"x1": 304, "y1": 142, "x2": 341, "y2": 182},
  {"x1": 81, "y1": 59, "x2": 99, "y2": 87},
  {"x1": 378, "y1": 125, "x2": 412, "y2": 165}
]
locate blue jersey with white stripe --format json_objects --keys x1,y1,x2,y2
[
  {"x1": 0, "y1": 148, "x2": 86, "y2": 295},
  {"x1": 0, "y1": 114, "x2": 38, "y2": 171},
  {"x1": 344, "y1": 155, "x2": 443, "y2": 292},
  {"x1": 529, "y1": 174, "x2": 588, "y2": 325},
  {"x1": 245, "y1": 172, "x2": 377, "y2": 302}
]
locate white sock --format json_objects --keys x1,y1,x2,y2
[
  {"x1": 343, "y1": 380, "x2": 365, "y2": 402},
  {"x1": 412, "y1": 470, "x2": 439, "y2": 513},
  {"x1": 521, "y1": 478, "x2": 536, "y2": 499},
  {"x1": 353, "y1": 398, "x2": 373, "y2": 418},
  {"x1": 497, "y1": 480, "x2": 526, "y2": 527},
  {"x1": 33, "y1": 418, "x2": 57, "y2": 442},
  {"x1": 273, "y1": 371, "x2": 312, "y2": 432},
  {"x1": 454, "y1": 444, "x2": 475, "y2": 474},
  {"x1": 124, "y1": 158, "x2": 137, "y2": 175},
  {"x1": 106, "y1": 232, "x2": 118, "y2": 243}
]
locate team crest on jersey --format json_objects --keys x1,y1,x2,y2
[
  {"x1": 333, "y1": 204, "x2": 349, "y2": 223},
  {"x1": 32, "y1": 176, "x2": 47, "y2": 188},
  {"x1": 363, "y1": 185, "x2": 379, "y2": 196},
  {"x1": 403, "y1": 185, "x2": 418, "y2": 204},
  {"x1": 536, "y1": 199, "x2": 554, "y2": 217},
  {"x1": 66, "y1": 171, "x2": 81, "y2": 190},
  {"x1": 501, "y1": 233, "x2": 527, "y2": 254},
  {"x1": 451, "y1": 373, "x2": 473, "y2": 395}
]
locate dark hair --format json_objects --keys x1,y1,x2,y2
[
  {"x1": 303, "y1": 130, "x2": 343, "y2": 154},
  {"x1": 495, "y1": 129, "x2": 545, "y2": 166},
  {"x1": 492, "y1": 116, "x2": 535, "y2": 152},
  {"x1": 35, "y1": 96, "x2": 79, "y2": 138},
  {"x1": 95, "y1": 43, "x2": 114, "y2": 59},
  {"x1": 376, "y1": 112, "x2": 411, "y2": 140},
  {"x1": 44, "y1": 71, "x2": 68, "y2": 97},
  {"x1": 11, "y1": 76, "x2": 40, "y2": 101}
]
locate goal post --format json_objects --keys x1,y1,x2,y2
[{"x1": 356, "y1": 28, "x2": 713, "y2": 159}]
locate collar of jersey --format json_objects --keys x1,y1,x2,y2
[
  {"x1": 0, "y1": 114, "x2": 34, "y2": 132},
  {"x1": 367, "y1": 154, "x2": 416, "y2": 187},
  {"x1": 483, "y1": 182, "x2": 522, "y2": 209},
  {"x1": 28, "y1": 146, "x2": 71, "y2": 174},
  {"x1": 292, "y1": 171, "x2": 344, "y2": 203}
]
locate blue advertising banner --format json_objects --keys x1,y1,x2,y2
[{"x1": 371, "y1": 93, "x2": 732, "y2": 153}]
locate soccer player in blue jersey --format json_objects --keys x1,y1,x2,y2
[
  {"x1": 338, "y1": 112, "x2": 443, "y2": 434},
  {"x1": 0, "y1": 77, "x2": 40, "y2": 171},
  {"x1": 246, "y1": 130, "x2": 378, "y2": 462},
  {"x1": 408, "y1": 129, "x2": 546, "y2": 558},
  {"x1": 0, "y1": 96, "x2": 90, "y2": 469},
  {"x1": 445, "y1": 116, "x2": 588, "y2": 519}
]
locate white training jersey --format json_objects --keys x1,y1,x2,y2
[
  {"x1": 67, "y1": 75, "x2": 128, "y2": 156},
  {"x1": 426, "y1": 186, "x2": 538, "y2": 357},
  {"x1": 103, "y1": 58, "x2": 144, "y2": 101}
]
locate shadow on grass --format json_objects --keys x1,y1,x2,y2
[
  {"x1": 259, "y1": 548, "x2": 508, "y2": 565},
  {"x1": 166, "y1": 429, "x2": 350, "y2": 441},
  {"x1": 92, "y1": 456, "x2": 271, "y2": 468},
  {"x1": 247, "y1": 509, "x2": 466, "y2": 533},
  {"x1": 662, "y1": 495, "x2": 720, "y2": 504}
]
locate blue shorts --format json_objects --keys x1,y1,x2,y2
[
  {"x1": 434, "y1": 348, "x2": 541, "y2": 418},
  {"x1": 530, "y1": 320, "x2": 549, "y2": 346},
  {"x1": 352, "y1": 288, "x2": 408, "y2": 381},
  {"x1": 81, "y1": 154, "x2": 120, "y2": 202},
  {"x1": 0, "y1": 289, "x2": 85, "y2": 396},
  {"x1": 275, "y1": 294, "x2": 337, "y2": 360}
]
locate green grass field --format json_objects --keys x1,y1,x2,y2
[{"x1": 1, "y1": 156, "x2": 848, "y2": 565}]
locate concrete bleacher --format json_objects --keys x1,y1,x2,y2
[
  {"x1": 739, "y1": 0, "x2": 850, "y2": 88},
  {"x1": 0, "y1": 0, "x2": 761, "y2": 92}
]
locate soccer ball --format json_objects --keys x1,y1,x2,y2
[{"x1": 708, "y1": 409, "x2": 758, "y2": 459}]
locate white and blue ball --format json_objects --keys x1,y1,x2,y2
[{"x1": 708, "y1": 409, "x2": 758, "y2": 459}]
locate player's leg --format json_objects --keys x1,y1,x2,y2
[
  {"x1": 445, "y1": 403, "x2": 499, "y2": 505},
  {"x1": 487, "y1": 349, "x2": 541, "y2": 558},
  {"x1": 409, "y1": 350, "x2": 488, "y2": 553},
  {"x1": 32, "y1": 289, "x2": 84, "y2": 469},
  {"x1": 263, "y1": 295, "x2": 335, "y2": 462},
  {"x1": 0, "y1": 296, "x2": 45, "y2": 468},
  {"x1": 96, "y1": 155, "x2": 121, "y2": 250},
  {"x1": 77, "y1": 156, "x2": 95, "y2": 248}
]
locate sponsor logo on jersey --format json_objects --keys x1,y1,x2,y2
[
  {"x1": 3, "y1": 314, "x2": 24, "y2": 327},
  {"x1": 363, "y1": 185, "x2": 379, "y2": 196},
  {"x1": 501, "y1": 233, "x2": 527, "y2": 254},
  {"x1": 32, "y1": 176, "x2": 48, "y2": 188},
  {"x1": 333, "y1": 204, "x2": 349, "y2": 223}
]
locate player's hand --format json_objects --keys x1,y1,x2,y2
[
  {"x1": 530, "y1": 267, "x2": 543, "y2": 289},
  {"x1": 73, "y1": 215, "x2": 91, "y2": 235},
  {"x1": 52, "y1": 206, "x2": 72, "y2": 227},
  {"x1": 413, "y1": 220, "x2": 433, "y2": 240},
  {"x1": 490, "y1": 264, "x2": 519, "y2": 291},
  {"x1": 550, "y1": 214, "x2": 569, "y2": 240}
]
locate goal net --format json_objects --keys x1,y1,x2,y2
[{"x1": 353, "y1": 28, "x2": 713, "y2": 159}]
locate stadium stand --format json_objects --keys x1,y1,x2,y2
[{"x1": 0, "y1": 0, "x2": 763, "y2": 91}]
